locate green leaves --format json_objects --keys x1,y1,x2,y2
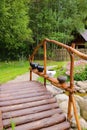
[
  {"x1": 0, "y1": 0, "x2": 87, "y2": 60},
  {"x1": 29, "y1": 0, "x2": 87, "y2": 45},
  {"x1": 0, "y1": 0, "x2": 32, "y2": 60}
]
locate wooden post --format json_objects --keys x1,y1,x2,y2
[
  {"x1": 72, "y1": 94, "x2": 81, "y2": 130},
  {"x1": 29, "y1": 56, "x2": 33, "y2": 81},
  {"x1": 44, "y1": 40, "x2": 47, "y2": 87},
  {"x1": 68, "y1": 43, "x2": 81, "y2": 130},
  {"x1": 0, "y1": 111, "x2": 3, "y2": 130},
  {"x1": 67, "y1": 94, "x2": 72, "y2": 120},
  {"x1": 30, "y1": 67, "x2": 32, "y2": 81},
  {"x1": 67, "y1": 43, "x2": 75, "y2": 120}
]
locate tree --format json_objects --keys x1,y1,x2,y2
[
  {"x1": 29, "y1": 0, "x2": 87, "y2": 45},
  {"x1": 0, "y1": 0, "x2": 32, "y2": 60}
]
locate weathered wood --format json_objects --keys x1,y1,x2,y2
[
  {"x1": 0, "y1": 81, "x2": 43, "y2": 90},
  {"x1": 0, "y1": 95, "x2": 53, "y2": 109},
  {"x1": 29, "y1": 38, "x2": 86, "y2": 130},
  {"x1": 0, "y1": 111, "x2": 3, "y2": 130},
  {"x1": 0, "y1": 91, "x2": 51, "y2": 102},
  {"x1": 0, "y1": 85, "x2": 45, "y2": 94},
  {"x1": 0, "y1": 88, "x2": 47, "y2": 97},
  {"x1": 40, "y1": 121, "x2": 70, "y2": 130},
  {"x1": 7, "y1": 113, "x2": 66, "y2": 130},
  {"x1": 44, "y1": 40, "x2": 47, "y2": 86},
  {"x1": 3, "y1": 108, "x2": 62, "y2": 128},
  {"x1": 32, "y1": 70, "x2": 70, "y2": 91},
  {"x1": 72, "y1": 94, "x2": 81, "y2": 130},
  {"x1": 1, "y1": 98, "x2": 56, "y2": 112},
  {"x1": 3, "y1": 103, "x2": 58, "y2": 119},
  {"x1": 0, "y1": 81, "x2": 71, "y2": 130},
  {"x1": 68, "y1": 45, "x2": 74, "y2": 121},
  {"x1": 45, "y1": 38, "x2": 87, "y2": 60}
]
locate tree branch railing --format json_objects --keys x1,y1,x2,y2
[{"x1": 29, "y1": 38, "x2": 87, "y2": 130}]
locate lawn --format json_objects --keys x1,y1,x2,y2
[
  {"x1": 0, "y1": 61, "x2": 29, "y2": 84},
  {"x1": 0, "y1": 60, "x2": 66, "y2": 84}
]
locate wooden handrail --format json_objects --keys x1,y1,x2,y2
[
  {"x1": 29, "y1": 38, "x2": 86, "y2": 130},
  {"x1": 30, "y1": 38, "x2": 87, "y2": 61},
  {"x1": 29, "y1": 40, "x2": 45, "y2": 61},
  {"x1": 45, "y1": 38, "x2": 87, "y2": 60}
]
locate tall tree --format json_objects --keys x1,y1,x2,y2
[
  {"x1": 0, "y1": 0, "x2": 32, "y2": 60},
  {"x1": 29, "y1": 0, "x2": 87, "y2": 45}
]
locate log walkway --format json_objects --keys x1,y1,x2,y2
[{"x1": 0, "y1": 81, "x2": 70, "y2": 130}]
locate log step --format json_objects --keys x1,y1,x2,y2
[
  {"x1": 1, "y1": 98, "x2": 57, "y2": 112},
  {"x1": 0, "y1": 91, "x2": 51, "y2": 102},
  {"x1": 0, "y1": 81, "x2": 71, "y2": 130},
  {"x1": 3, "y1": 109, "x2": 62, "y2": 128},
  {"x1": 40, "y1": 121, "x2": 70, "y2": 130},
  {"x1": 6, "y1": 113, "x2": 66, "y2": 130},
  {"x1": 2, "y1": 102, "x2": 58, "y2": 119}
]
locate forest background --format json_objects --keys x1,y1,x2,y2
[{"x1": 0, "y1": 0, "x2": 87, "y2": 61}]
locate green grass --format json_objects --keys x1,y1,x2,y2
[
  {"x1": 0, "y1": 60, "x2": 66, "y2": 84},
  {"x1": 3, "y1": 120, "x2": 15, "y2": 130},
  {"x1": 0, "y1": 61, "x2": 29, "y2": 84},
  {"x1": 37, "y1": 61, "x2": 67, "y2": 82}
]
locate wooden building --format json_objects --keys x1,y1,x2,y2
[{"x1": 74, "y1": 29, "x2": 87, "y2": 48}]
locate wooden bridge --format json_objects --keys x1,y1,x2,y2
[
  {"x1": 0, "y1": 81, "x2": 71, "y2": 130},
  {"x1": 1, "y1": 38, "x2": 87, "y2": 130}
]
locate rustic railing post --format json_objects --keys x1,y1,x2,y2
[
  {"x1": 67, "y1": 43, "x2": 81, "y2": 130},
  {"x1": 43, "y1": 40, "x2": 47, "y2": 87},
  {"x1": 30, "y1": 67, "x2": 32, "y2": 81},
  {"x1": 67, "y1": 43, "x2": 75, "y2": 120},
  {"x1": 29, "y1": 55, "x2": 33, "y2": 81},
  {"x1": 29, "y1": 38, "x2": 87, "y2": 130}
]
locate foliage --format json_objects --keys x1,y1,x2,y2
[
  {"x1": 38, "y1": 60, "x2": 87, "y2": 82},
  {"x1": 11, "y1": 121, "x2": 15, "y2": 130},
  {"x1": 0, "y1": 0, "x2": 32, "y2": 60},
  {"x1": 0, "y1": 0, "x2": 87, "y2": 60},
  {"x1": 3, "y1": 120, "x2": 15, "y2": 130},
  {"x1": 66, "y1": 60, "x2": 87, "y2": 81},
  {"x1": 74, "y1": 65, "x2": 87, "y2": 81},
  {"x1": 29, "y1": 0, "x2": 87, "y2": 46}
]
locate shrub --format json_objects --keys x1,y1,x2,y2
[
  {"x1": 74, "y1": 65, "x2": 87, "y2": 81},
  {"x1": 66, "y1": 60, "x2": 87, "y2": 81}
]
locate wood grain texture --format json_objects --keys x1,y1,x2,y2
[
  {"x1": 0, "y1": 111, "x2": 3, "y2": 130},
  {"x1": 0, "y1": 81, "x2": 70, "y2": 130}
]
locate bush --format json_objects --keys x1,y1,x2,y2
[{"x1": 74, "y1": 65, "x2": 87, "y2": 81}]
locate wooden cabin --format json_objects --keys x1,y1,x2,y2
[{"x1": 74, "y1": 29, "x2": 87, "y2": 48}]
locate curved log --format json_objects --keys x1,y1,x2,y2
[{"x1": 30, "y1": 38, "x2": 87, "y2": 61}]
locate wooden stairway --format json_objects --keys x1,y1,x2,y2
[{"x1": 0, "y1": 81, "x2": 70, "y2": 130}]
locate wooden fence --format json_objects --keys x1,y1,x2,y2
[
  {"x1": 35, "y1": 49, "x2": 87, "y2": 61},
  {"x1": 47, "y1": 48, "x2": 87, "y2": 61}
]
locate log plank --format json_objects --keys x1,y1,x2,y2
[
  {"x1": 40, "y1": 121, "x2": 70, "y2": 130},
  {"x1": 3, "y1": 103, "x2": 58, "y2": 119},
  {"x1": 6, "y1": 113, "x2": 66, "y2": 130},
  {"x1": 0, "y1": 111, "x2": 3, "y2": 130},
  {"x1": 1, "y1": 98, "x2": 56, "y2": 112},
  {"x1": 0, "y1": 91, "x2": 51, "y2": 102},
  {"x1": 3, "y1": 108, "x2": 62, "y2": 128},
  {"x1": 0, "y1": 88, "x2": 47, "y2": 97},
  {"x1": 0, "y1": 95, "x2": 53, "y2": 110}
]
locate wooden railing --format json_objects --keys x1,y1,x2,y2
[{"x1": 29, "y1": 38, "x2": 87, "y2": 130}]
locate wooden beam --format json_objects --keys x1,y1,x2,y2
[{"x1": 0, "y1": 111, "x2": 3, "y2": 130}]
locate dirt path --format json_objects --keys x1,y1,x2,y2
[
  {"x1": 7, "y1": 72, "x2": 39, "y2": 83},
  {"x1": 8, "y1": 65, "x2": 57, "y2": 83}
]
